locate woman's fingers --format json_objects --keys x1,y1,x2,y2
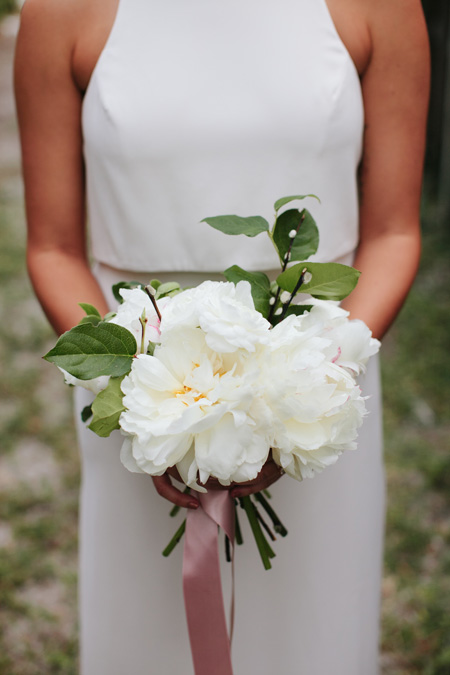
[
  {"x1": 152, "y1": 459, "x2": 285, "y2": 505},
  {"x1": 229, "y1": 461, "x2": 285, "y2": 499},
  {"x1": 151, "y1": 474, "x2": 200, "y2": 509}
]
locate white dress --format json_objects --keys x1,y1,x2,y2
[{"x1": 76, "y1": 0, "x2": 385, "y2": 672}]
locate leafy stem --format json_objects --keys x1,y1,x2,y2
[
  {"x1": 282, "y1": 209, "x2": 306, "y2": 273},
  {"x1": 145, "y1": 284, "x2": 162, "y2": 322},
  {"x1": 277, "y1": 267, "x2": 307, "y2": 322},
  {"x1": 267, "y1": 209, "x2": 306, "y2": 324}
]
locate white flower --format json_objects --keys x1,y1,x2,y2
[
  {"x1": 258, "y1": 314, "x2": 368, "y2": 481},
  {"x1": 113, "y1": 283, "x2": 378, "y2": 489},
  {"x1": 110, "y1": 288, "x2": 171, "y2": 353},
  {"x1": 325, "y1": 319, "x2": 380, "y2": 375},
  {"x1": 119, "y1": 327, "x2": 272, "y2": 489},
  {"x1": 160, "y1": 280, "x2": 271, "y2": 353},
  {"x1": 297, "y1": 299, "x2": 380, "y2": 374},
  {"x1": 59, "y1": 368, "x2": 109, "y2": 395}
]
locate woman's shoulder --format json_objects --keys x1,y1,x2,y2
[
  {"x1": 19, "y1": 0, "x2": 85, "y2": 38},
  {"x1": 17, "y1": 0, "x2": 86, "y2": 74},
  {"x1": 326, "y1": 0, "x2": 428, "y2": 76},
  {"x1": 362, "y1": 0, "x2": 428, "y2": 56},
  {"x1": 362, "y1": 0, "x2": 429, "y2": 78},
  {"x1": 17, "y1": 0, "x2": 119, "y2": 93}
]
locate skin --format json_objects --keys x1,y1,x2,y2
[{"x1": 14, "y1": 0, "x2": 430, "y2": 508}]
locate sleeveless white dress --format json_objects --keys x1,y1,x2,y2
[{"x1": 76, "y1": 0, "x2": 385, "y2": 673}]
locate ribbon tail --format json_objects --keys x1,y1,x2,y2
[{"x1": 183, "y1": 491, "x2": 235, "y2": 675}]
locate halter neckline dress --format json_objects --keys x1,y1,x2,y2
[{"x1": 76, "y1": 0, "x2": 385, "y2": 672}]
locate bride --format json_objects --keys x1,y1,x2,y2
[{"x1": 15, "y1": 0, "x2": 429, "y2": 672}]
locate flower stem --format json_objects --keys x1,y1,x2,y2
[
  {"x1": 162, "y1": 519, "x2": 186, "y2": 557},
  {"x1": 241, "y1": 496, "x2": 275, "y2": 570},
  {"x1": 267, "y1": 285, "x2": 282, "y2": 324},
  {"x1": 145, "y1": 285, "x2": 162, "y2": 321},
  {"x1": 234, "y1": 504, "x2": 244, "y2": 545},
  {"x1": 255, "y1": 492, "x2": 288, "y2": 537},
  {"x1": 283, "y1": 209, "x2": 305, "y2": 271},
  {"x1": 278, "y1": 267, "x2": 307, "y2": 323},
  {"x1": 225, "y1": 534, "x2": 231, "y2": 562},
  {"x1": 254, "y1": 501, "x2": 276, "y2": 541}
]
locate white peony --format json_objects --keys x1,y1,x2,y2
[
  {"x1": 160, "y1": 280, "x2": 271, "y2": 353},
  {"x1": 77, "y1": 281, "x2": 380, "y2": 489},
  {"x1": 295, "y1": 299, "x2": 380, "y2": 374},
  {"x1": 259, "y1": 313, "x2": 369, "y2": 481},
  {"x1": 119, "y1": 327, "x2": 272, "y2": 490}
]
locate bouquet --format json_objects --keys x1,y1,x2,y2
[{"x1": 44, "y1": 195, "x2": 380, "y2": 569}]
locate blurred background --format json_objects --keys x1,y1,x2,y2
[{"x1": 0, "y1": 1, "x2": 449, "y2": 673}]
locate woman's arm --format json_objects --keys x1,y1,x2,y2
[
  {"x1": 15, "y1": 0, "x2": 199, "y2": 510},
  {"x1": 340, "y1": 0, "x2": 430, "y2": 339},
  {"x1": 14, "y1": 0, "x2": 110, "y2": 335}
]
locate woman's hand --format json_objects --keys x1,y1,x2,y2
[
  {"x1": 151, "y1": 474, "x2": 200, "y2": 510},
  {"x1": 152, "y1": 457, "x2": 285, "y2": 509},
  {"x1": 228, "y1": 460, "x2": 285, "y2": 499}
]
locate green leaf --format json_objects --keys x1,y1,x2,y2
[
  {"x1": 103, "y1": 311, "x2": 117, "y2": 322},
  {"x1": 43, "y1": 322, "x2": 137, "y2": 380},
  {"x1": 224, "y1": 265, "x2": 271, "y2": 318},
  {"x1": 155, "y1": 281, "x2": 181, "y2": 298},
  {"x1": 149, "y1": 279, "x2": 161, "y2": 291},
  {"x1": 81, "y1": 404, "x2": 93, "y2": 423},
  {"x1": 147, "y1": 341, "x2": 157, "y2": 356},
  {"x1": 272, "y1": 303, "x2": 313, "y2": 326},
  {"x1": 277, "y1": 262, "x2": 360, "y2": 300},
  {"x1": 201, "y1": 215, "x2": 269, "y2": 237},
  {"x1": 274, "y1": 194, "x2": 320, "y2": 212},
  {"x1": 112, "y1": 281, "x2": 144, "y2": 304},
  {"x1": 88, "y1": 376, "x2": 126, "y2": 437},
  {"x1": 284, "y1": 305, "x2": 313, "y2": 317},
  {"x1": 273, "y1": 208, "x2": 319, "y2": 262},
  {"x1": 79, "y1": 303, "x2": 101, "y2": 318},
  {"x1": 78, "y1": 314, "x2": 102, "y2": 326}
]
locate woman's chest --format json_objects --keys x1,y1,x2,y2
[{"x1": 82, "y1": 0, "x2": 363, "y2": 162}]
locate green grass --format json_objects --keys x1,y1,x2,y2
[
  {"x1": 0, "y1": 183, "x2": 79, "y2": 672},
  {"x1": 0, "y1": 0, "x2": 15, "y2": 20},
  {"x1": 380, "y1": 202, "x2": 450, "y2": 673}
]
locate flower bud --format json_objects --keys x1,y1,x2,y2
[
  {"x1": 274, "y1": 307, "x2": 283, "y2": 316},
  {"x1": 280, "y1": 291, "x2": 291, "y2": 304},
  {"x1": 303, "y1": 272, "x2": 312, "y2": 284},
  {"x1": 269, "y1": 297, "x2": 276, "y2": 305},
  {"x1": 288, "y1": 229, "x2": 297, "y2": 238}
]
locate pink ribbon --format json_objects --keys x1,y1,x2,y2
[{"x1": 183, "y1": 491, "x2": 235, "y2": 675}]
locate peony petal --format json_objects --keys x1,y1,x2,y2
[
  {"x1": 176, "y1": 445, "x2": 207, "y2": 493},
  {"x1": 119, "y1": 436, "x2": 145, "y2": 473}
]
